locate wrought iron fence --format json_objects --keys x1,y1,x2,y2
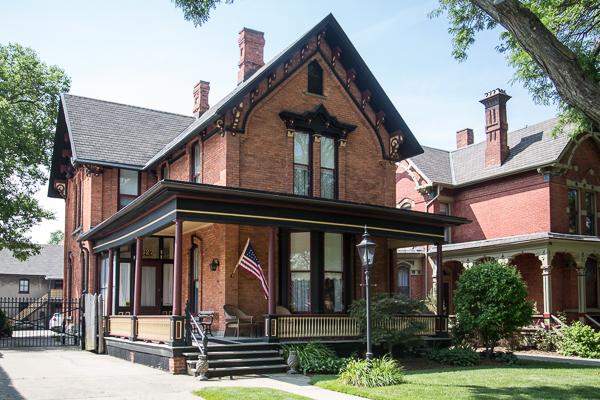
[{"x1": 0, "y1": 296, "x2": 82, "y2": 348}]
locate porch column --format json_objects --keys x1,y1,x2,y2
[
  {"x1": 93, "y1": 254, "x2": 99, "y2": 294},
  {"x1": 133, "y1": 237, "x2": 143, "y2": 316},
  {"x1": 173, "y1": 219, "x2": 184, "y2": 316},
  {"x1": 436, "y1": 243, "x2": 444, "y2": 335},
  {"x1": 538, "y1": 253, "x2": 552, "y2": 326},
  {"x1": 106, "y1": 248, "x2": 115, "y2": 316},
  {"x1": 268, "y1": 226, "x2": 276, "y2": 315},
  {"x1": 576, "y1": 257, "x2": 587, "y2": 324}
]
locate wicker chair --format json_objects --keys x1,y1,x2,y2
[{"x1": 223, "y1": 304, "x2": 253, "y2": 338}]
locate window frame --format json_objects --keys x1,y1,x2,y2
[
  {"x1": 19, "y1": 278, "x2": 30, "y2": 294},
  {"x1": 192, "y1": 142, "x2": 201, "y2": 183},
  {"x1": 396, "y1": 264, "x2": 411, "y2": 297},
  {"x1": 190, "y1": 245, "x2": 200, "y2": 313},
  {"x1": 323, "y1": 232, "x2": 344, "y2": 313},
  {"x1": 289, "y1": 231, "x2": 312, "y2": 313},
  {"x1": 439, "y1": 202, "x2": 451, "y2": 243},
  {"x1": 585, "y1": 192, "x2": 596, "y2": 236},
  {"x1": 307, "y1": 60, "x2": 323, "y2": 95},
  {"x1": 118, "y1": 169, "x2": 141, "y2": 211},
  {"x1": 568, "y1": 189, "x2": 580, "y2": 234},
  {"x1": 293, "y1": 131, "x2": 312, "y2": 197},
  {"x1": 320, "y1": 135, "x2": 338, "y2": 199}
]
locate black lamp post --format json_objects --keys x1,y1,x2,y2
[{"x1": 356, "y1": 225, "x2": 377, "y2": 364}]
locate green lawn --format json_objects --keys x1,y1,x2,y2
[
  {"x1": 310, "y1": 361, "x2": 600, "y2": 399},
  {"x1": 193, "y1": 387, "x2": 313, "y2": 400}
]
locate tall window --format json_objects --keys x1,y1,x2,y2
[
  {"x1": 397, "y1": 267, "x2": 410, "y2": 296},
  {"x1": 119, "y1": 169, "x2": 139, "y2": 210},
  {"x1": 321, "y1": 136, "x2": 336, "y2": 199},
  {"x1": 568, "y1": 189, "x2": 579, "y2": 234},
  {"x1": 118, "y1": 262, "x2": 131, "y2": 307},
  {"x1": 585, "y1": 192, "x2": 596, "y2": 236},
  {"x1": 192, "y1": 143, "x2": 201, "y2": 183},
  {"x1": 294, "y1": 132, "x2": 311, "y2": 196},
  {"x1": 19, "y1": 279, "x2": 29, "y2": 294},
  {"x1": 190, "y1": 247, "x2": 199, "y2": 312},
  {"x1": 161, "y1": 163, "x2": 168, "y2": 180},
  {"x1": 440, "y1": 202, "x2": 450, "y2": 243},
  {"x1": 290, "y1": 232, "x2": 311, "y2": 312},
  {"x1": 324, "y1": 233, "x2": 343, "y2": 312},
  {"x1": 586, "y1": 258, "x2": 598, "y2": 309},
  {"x1": 307, "y1": 61, "x2": 323, "y2": 95},
  {"x1": 100, "y1": 256, "x2": 109, "y2": 314}
]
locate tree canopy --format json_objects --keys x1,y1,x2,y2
[
  {"x1": 48, "y1": 230, "x2": 64, "y2": 245},
  {"x1": 171, "y1": 0, "x2": 234, "y2": 27},
  {"x1": 0, "y1": 43, "x2": 70, "y2": 261},
  {"x1": 431, "y1": 0, "x2": 600, "y2": 135}
]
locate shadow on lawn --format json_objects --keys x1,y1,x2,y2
[{"x1": 463, "y1": 385, "x2": 599, "y2": 399}]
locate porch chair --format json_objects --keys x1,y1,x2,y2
[
  {"x1": 276, "y1": 305, "x2": 292, "y2": 315},
  {"x1": 223, "y1": 304, "x2": 253, "y2": 338},
  {"x1": 194, "y1": 311, "x2": 215, "y2": 336}
]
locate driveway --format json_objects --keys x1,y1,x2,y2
[{"x1": 0, "y1": 347, "x2": 361, "y2": 400}]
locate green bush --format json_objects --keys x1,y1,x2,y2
[
  {"x1": 453, "y1": 261, "x2": 534, "y2": 358},
  {"x1": 495, "y1": 352, "x2": 521, "y2": 366},
  {"x1": 281, "y1": 340, "x2": 349, "y2": 374},
  {"x1": 429, "y1": 345, "x2": 480, "y2": 366},
  {"x1": 339, "y1": 356, "x2": 405, "y2": 387},
  {"x1": 556, "y1": 322, "x2": 600, "y2": 359},
  {"x1": 0, "y1": 311, "x2": 12, "y2": 337}
]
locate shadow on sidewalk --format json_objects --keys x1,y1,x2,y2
[{"x1": 0, "y1": 353, "x2": 26, "y2": 400}]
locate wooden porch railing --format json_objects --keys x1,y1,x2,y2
[{"x1": 105, "y1": 315, "x2": 186, "y2": 346}]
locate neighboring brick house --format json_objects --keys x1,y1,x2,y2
[
  {"x1": 46, "y1": 14, "x2": 466, "y2": 369},
  {"x1": 396, "y1": 88, "x2": 600, "y2": 326}
]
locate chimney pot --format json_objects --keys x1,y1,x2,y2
[
  {"x1": 238, "y1": 28, "x2": 265, "y2": 85},
  {"x1": 193, "y1": 81, "x2": 210, "y2": 117},
  {"x1": 456, "y1": 128, "x2": 474, "y2": 149}
]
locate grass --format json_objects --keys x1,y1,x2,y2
[
  {"x1": 310, "y1": 361, "x2": 600, "y2": 399},
  {"x1": 193, "y1": 387, "x2": 313, "y2": 400}
]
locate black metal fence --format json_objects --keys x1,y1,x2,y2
[{"x1": 0, "y1": 296, "x2": 82, "y2": 348}]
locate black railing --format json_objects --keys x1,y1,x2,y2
[
  {"x1": 185, "y1": 303, "x2": 208, "y2": 356},
  {"x1": 0, "y1": 296, "x2": 82, "y2": 348}
]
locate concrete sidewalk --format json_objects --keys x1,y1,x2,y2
[{"x1": 0, "y1": 347, "x2": 361, "y2": 400}]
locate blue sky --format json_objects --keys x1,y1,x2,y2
[{"x1": 1, "y1": 0, "x2": 558, "y2": 243}]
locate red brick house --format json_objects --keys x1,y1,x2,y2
[
  {"x1": 47, "y1": 15, "x2": 466, "y2": 371},
  {"x1": 396, "y1": 89, "x2": 600, "y2": 327}
]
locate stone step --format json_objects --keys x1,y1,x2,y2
[
  {"x1": 207, "y1": 356, "x2": 284, "y2": 368},
  {"x1": 206, "y1": 364, "x2": 288, "y2": 378}
]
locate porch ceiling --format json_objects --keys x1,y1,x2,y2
[{"x1": 81, "y1": 180, "x2": 469, "y2": 253}]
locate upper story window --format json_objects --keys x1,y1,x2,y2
[
  {"x1": 294, "y1": 131, "x2": 311, "y2": 196},
  {"x1": 119, "y1": 169, "x2": 140, "y2": 210},
  {"x1": 585, "y1": 192, "x2": 596, "y2": 236},
  {"x1": 307, "y1": 61, "x2": 323, "y2": 95},
  {"x1": 19, "y1": 279, "x2": 29, "y2": 294},
  {"x1": 192, "y1": 143, "x2": 201, "y2": 183},
  {"x1": 568, "y1": 189, "x2": 579, "y2": 234},
  {"x1": 440, "y1": 202, "x2": 450, "y2": 243},
  {"x1": 161, "y1": 163, "x2": 168, "y2": 180},
  {"x1": 320, "y1": 136, "x2": 337, "y2": 199}
]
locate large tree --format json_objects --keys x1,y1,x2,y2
[
  {"x1": 0, "y1": 43, "x2": 70, "y2": 261},
  {"x1": 431, "y1": 0, "x2": 600, "y2": 135},
  {"x1": 171, "y1": 0, "x2": 234, "y2": 27}
]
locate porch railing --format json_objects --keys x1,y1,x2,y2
[{"x1": 105, "y1": 315, "x2": 186, "y2": 346}]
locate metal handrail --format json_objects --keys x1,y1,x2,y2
[
  {"x1": 185, "y1": 305, "x2": 207, "y2": 356},
  {"x1": 585, "y1": 314, "x2": 600, "y2": 329}
]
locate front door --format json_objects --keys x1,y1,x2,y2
[{"x1": 140, "y1": 261, "x2": 162, "y2": 315}]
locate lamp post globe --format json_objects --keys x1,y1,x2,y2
[{"x1": 356, "y1": 225, "x2": 376, "y2": 365}]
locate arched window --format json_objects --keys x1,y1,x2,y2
[
  {"x1": 307, "y1": 61, "x2": 323, "y2": 95},
  {"x1": 397, "y1": 266, "x2": 410, "y2": 297}
]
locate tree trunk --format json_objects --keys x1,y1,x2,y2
[{"x1": 471, "y1": 0, "x2": 600, "y2": 128}]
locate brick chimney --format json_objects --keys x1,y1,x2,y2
[
  {"x1": 238, "y1": 28, "x2": 265, "y2": 84},
  {"x1": 456, "y1": 128, "x2": 474, "y2": 148},
  {"x1": 480, "y1": 89, "x2": 511, "y2": 167},
  {"x1": 193, "y1": 81, "x2": 210, "y2": 117}
]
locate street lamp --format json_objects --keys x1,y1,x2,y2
[{"x1": 356, "y1": 225, "x2": 377, "y2": 364}]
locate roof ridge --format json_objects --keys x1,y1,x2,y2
[{"x1": 63, "y1": 93, "x2": 194, "y2": 119}]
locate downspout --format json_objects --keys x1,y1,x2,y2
[
  {"x1": 78, "y1": 241, "x2": 89, "y2": 294},
  {"x1": 192, "y1": 234, "x2": 203, "y2": 312},
  {"x1": 425, "y1": 185, "x2": 441, "y2": 212},
  {"x1": 67, "y1": 251, "x2": 73, "y2": 316}
]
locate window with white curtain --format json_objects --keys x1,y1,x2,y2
[
  {"x1": 119, "y1": 263, "x2": 131, "y2": 307},
  {"x1": 163, "y1": 263, "x2": 174, "y2": 307},
  {"x1": 290, "y1": 232, "x2": 311, "y2": 312},
  {"x1": 397, "y1": 267, "x2": 410, "y2": 297},
  {"x1": 324, "y1": 233, "x2": 343, "y2": 312},
  {"x1": 141, "y1": 266, "x2": 156, "y2": 307},
  {"x1": 100, "y1": 257, "x2": 109, "y2": 314}
]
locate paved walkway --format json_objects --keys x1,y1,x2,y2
[
  {"x1": 516, "y1": 352, "x2": 600, "y2": 366},
  {"x1": 0, "y1": 347, "x2": 361, "y2": 400}
]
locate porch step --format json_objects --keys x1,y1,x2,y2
[{"x1": 185, "y1": 341, "x2": 287, "y2": 378}]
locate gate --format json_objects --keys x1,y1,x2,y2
[{"x1": 0, "y1": 295, "x2": 82, "y2": 348}]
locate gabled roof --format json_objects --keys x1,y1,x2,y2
[
  {"x1": 409, "y1": 118, "x2": 572, "y2": 187},
  {"x1": 0, "y1": 245, "x2": 64, "y2": 280},
  {"x1": 62, "y1": 94, "x2": 194, "y2": 168}
]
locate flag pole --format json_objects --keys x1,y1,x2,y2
[{"x1": 230, "y1": 238, "x2": 250, "y2": 278}]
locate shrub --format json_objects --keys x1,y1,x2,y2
[
  {"x1": 281, "y1": 340, "x2": 348, "y2": 374},
  {"x1": 556, "y1": 322, "x2": 600, "y2": 359},
  {"x1": 349, "y1": 293, "x2": 427, "y2": 358},
  {"x1": 0, "y1": 311, "x2": 12, "y2": 337},
  {"x1": 453, "y1": 261, "x2": 534, "y2": 358},
  {"x1": 339, "y1": 356, "x2": 404, "y2": 387},
  {"x1": 429, "y1": 345, "x2": 480, "y2": 366},
  {"x1": 495, "y1": 351, "x2": 521, "y2": 366}
]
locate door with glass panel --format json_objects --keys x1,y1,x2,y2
[{"x1": 140, "y1": 261, "x2": 162, "y2": 315}]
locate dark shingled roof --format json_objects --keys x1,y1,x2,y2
[
  {"x1": 409, "y1": 118, "x2": 572, "y2": 187},
  {"x1": 0, "y1": 245, "x2": 64, "y2": 280},
  {"x1": 63, "y1": 94, "x2": 195, "y2": 168}
]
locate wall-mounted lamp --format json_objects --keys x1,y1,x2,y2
[{"x1": 209, "y1": 258, "x2": 219, "y2": 271}]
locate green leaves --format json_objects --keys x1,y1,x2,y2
[
  {"x1": 171, "y1": 0, "x2": 235, "y2": 27},
  {"x1": 0, "y1": 43, "x2": 70, "y2": 260},
  {"x1": 338, "y1": 355, "x2": 405, "y2": 388}
]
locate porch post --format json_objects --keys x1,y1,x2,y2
[
  {"x1": 538, "y1": 253, "x2": 552, "y2": 326},
  {"x1": 268, "y1": 226, "x2": 276, "y2": 315},
  {"x1": 436, "y1": 243, "x2": 445, "y2": 332},
  {"x1": 576, "y1": 257, "x2": 587, "y2": 324},
  {"x1": 173, "y1": 219, "x2": 183, "y2": 316},
  {"x1": 133, "y1": 237, "x2": 143, "y2": 316},
  {"x1": 93, "y1": 254, "x2": 99, "y2": 294},
  {"x1": 107, "y1": 248, "x2": 115, "y2": 316}
]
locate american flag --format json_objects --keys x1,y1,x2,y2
[{"x1": 236, "y1": 240, "x2": 269, "y2": 299}]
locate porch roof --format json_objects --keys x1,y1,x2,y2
[{"x1": 80, "y1": 180, "x2": 469, "y2": 253}]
